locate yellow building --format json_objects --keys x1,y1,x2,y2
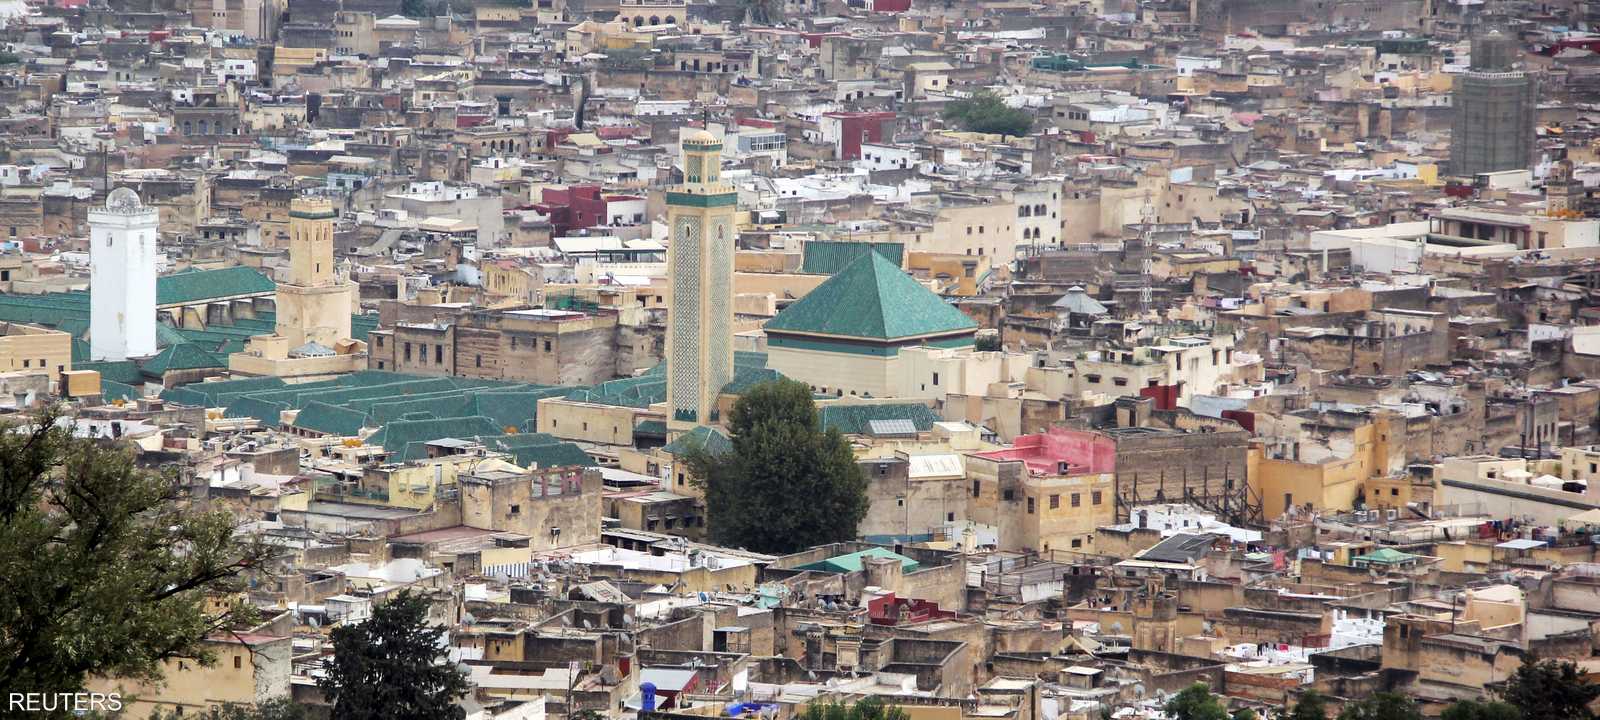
[
  {"x1": 91, "y1": 634, "x2": 292, "y2": 718},
  {"x1": 965, "y1": 428, "x2": 1119, "y2": 553},
  {"x1": 0, "y1": 322, "x2": 70, "y2": 377}
]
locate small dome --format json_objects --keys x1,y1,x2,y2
[
  {"x1": 106, "y1": 187, "x2": 142, "y2": 211},
  {"x1": 684, "y1": 129, "x2": 718, "y2": 144}
]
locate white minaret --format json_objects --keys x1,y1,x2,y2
[{"x1": 89, "y1": 188, "x2": 159, "y2": 361}]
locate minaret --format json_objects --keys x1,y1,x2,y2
[
  {"x1": 89, "y1": 187, "x2": 158, "y2": 361},
  {"x1": 665, "y1": 129, "x2": 737, "y2": 429},
  {"x1": 274, "y1": 196, "x2": 351, "y2": 350}
]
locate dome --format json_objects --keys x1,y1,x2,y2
[
  {"x1": 106, "y1": 187, "x2": 142, "y2": 211},
  {"x1": 683, "y1": 129, "x2": 718, "y2": 145}
]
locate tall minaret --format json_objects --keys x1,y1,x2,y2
[
  {"x1": 665, "y1": 129, "x2": 737, "y2": 429},
  {"x1": 274, "y1": 196, "x2": 352, "y2": 350},
  {"x1": 89, "y1": 187, "x2": 158, "y2": 361}
]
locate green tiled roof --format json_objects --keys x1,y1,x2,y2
[
  {"x1": 368, "y1": 415, "x2": 504, "y2": 454},
  {"x1": 1354, "y1": 548, "x2": 1417, "y2": 564},
  {"x1": 142, "y1": 343, "x2": 225, "y2": 376},
  {"x1": 293, "y1": 401, "x2": 369, "y2": 437},
  {"x1": 819, "y1": 403, "x2": 940, "y2": 435},
  {"x1": 156, "y1": 267, "x2": 275, "y2": 306},
  {"x1": 101, "y1": 380, "x2": 144, "y2": 403},
  {"x1": 764, "y1": 253, "x2": 977, "y2": 341},
  {"x1": 159, "y1": 386, "x2": 211, "y2": 407},
  {"x1": 661, "y1": 425, "x2": 731, "y2": 457},
  {"x1": 179, "y1": 376, "x2": 286, "y2": 406},
  {"x1": 75, "y1": 360, "x2": 145, "y2": 385},
  {"x1": 801, "y1": 241, "x2": 904, "y2": 275},
  {"x1": 797, "y1": 547, "x2": 920, "y2": 574},
  {"x1": 471, "y1": 388, "x2": 566, "y2": 430},
  {"x1": 225, "y1": 396, "x2": 288, "y2": 422},
  {"x1": 484, "y1": 433, "x2": 595, "y2": 469},
  {"x1": 57, "y1": 318, "x2": 88, "y2": 339}
]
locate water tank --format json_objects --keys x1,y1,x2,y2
[{"x1": 641, "y1": 682, "x2": 658, "y2": 713}]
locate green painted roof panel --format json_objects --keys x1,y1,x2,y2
[
  {"x1": 764, "y1": 253, "x2": 976, "y2": 341},
  {"x1": 800, "y1": 241, "x2": 904, "y2": 275},
  {"x1": 156, "y1": 267, "x2": 276, "y2": 306}
]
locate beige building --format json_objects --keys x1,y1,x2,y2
[
  {"x1": 0, "y1": 322, "x2": 70, "y2": 379},
  {"x1": 230, "y1": 196, "x2": 366, "y2": 379},
  {"x1": 763, "y1": 252, "x2": 979, "y2": 399},
  {"x1": 92, "y1": 634, "x2": 292, "y2": 718}
]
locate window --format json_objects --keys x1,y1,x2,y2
[
  {"x1": 475, "y1": 354, "x2": 482, "y2": 368},
  {"x1": 234, "y1": 656, "x2": 242, "y2": 669},
  {"x1": 1071, "y1": 493, "x2": 1081, "y2": 507},
  {"x1": 1026, "y1": 497, "x2": 1035, "y2": 514},
  {"x1": 932, "y1": 372, "x2": 940, "y2": 386},
  {"x1": 972, "y1": 480, "x2": 981, "y2": 497},
  {"x1": 1049, "y1": 494, "x2": 1060, "y2": 509},
  {"x1": 1112, "y1": 377, "x2": 1128, "y2": 387},
  {"x1": 509, "y1": 504, "x2": 521, "y2": 516},
  {"x1": 1092, "y1": 490, "x2": 1102, "y2": 505},
  {"x1": 947, "y1": 512, "x2": 955, "y2": 522},
  {"x1": 1003, "y1": 488, "x2": 1015, "y2": 501},
  {"x1": 1085, "y1": 374, "x2": 1101, "y2": 384},
  {"x1": 544, "y1": 340, "x2": 552, "y2": 352},
  {"x1": 435, "y1": 345, "x2": 443, "y2": 364},
  {"x1": 403, "y1": 342, "x2": 412, "y2": 361}
]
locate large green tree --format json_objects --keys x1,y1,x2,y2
[
  {"x1": 1164, "y1": 683, "x2": 1229, "y2": 720},
  {"x1": 943, "y1": 91, "x2": 1034, "y2": 137},
  {"x1": 1501, "y1": 655, "x2": 1600, "y2": 720},
  {"x1": 800, "y1": 697, "x2": 910, "y2": 720},
  {"x1": 1441, "y1": 700, "x2": 1521, "y2": 720},
  {"x1": 0, "y1": 408, "x2": 266, "y2": 700},
  {"x1": 317, "y1": 591, "x2": 470, "y2": 720},
  {"x1": 1287, "y1": 690, "x2": 1330, "y2": 720},
  {"x1": 1337, "y1": 693, "x2": 1422, "y2": 720},
  {"x1": 152, "y1": 699, "x2": 308, "y2": 720},
  {"x1": 688, "y1": 379, "x2": 869, "y2": 554}
]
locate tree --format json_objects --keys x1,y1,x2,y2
[
  {"x1": 152, "y1": 700, "x2": 308, "y2": 720},
  {"x1": 1164, "y1": 683, "x2": 1229, "y2": 720},
  {"x1": 1501, "y1": 655, "x2": 1600, "y2": 720},
  {"x1": 1441, "y1": 700, "x2": 1521, "y2": 720},
  {"x1": 400, "y1": 0, "x2": 429, "y2": 18},
  {"x1": 687, "y1": 379, "x2": 869, "y2": 554},
  {"x1": 317, "y1": 591, "x2": 470, "y2": 720},
  {"x1": 0, "y1": 408, "x2": 266, "y2": 699},
  {"x1": 942, "y1": 91, "x2": 1033, "y2": 137},
  {"x1": 1337, "y1": 693, "x2": 1422, "y2": 720},
  {"x1": 799, "y1": 697, "x2": 910, "y2": 720},
  {"x1": 1287, "y1": 690, "x2": 1330, "y2": 720},
  {"x1": 1232, "y1": 710, "x2": 1259, "y2": 720}
]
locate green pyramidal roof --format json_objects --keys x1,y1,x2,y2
[
  {"x1": 764, "y1": 252, "x2": 977, "y2": 341},
  {"x1": 142, "y1": 342, "x2": 226, "y2": 376}
]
